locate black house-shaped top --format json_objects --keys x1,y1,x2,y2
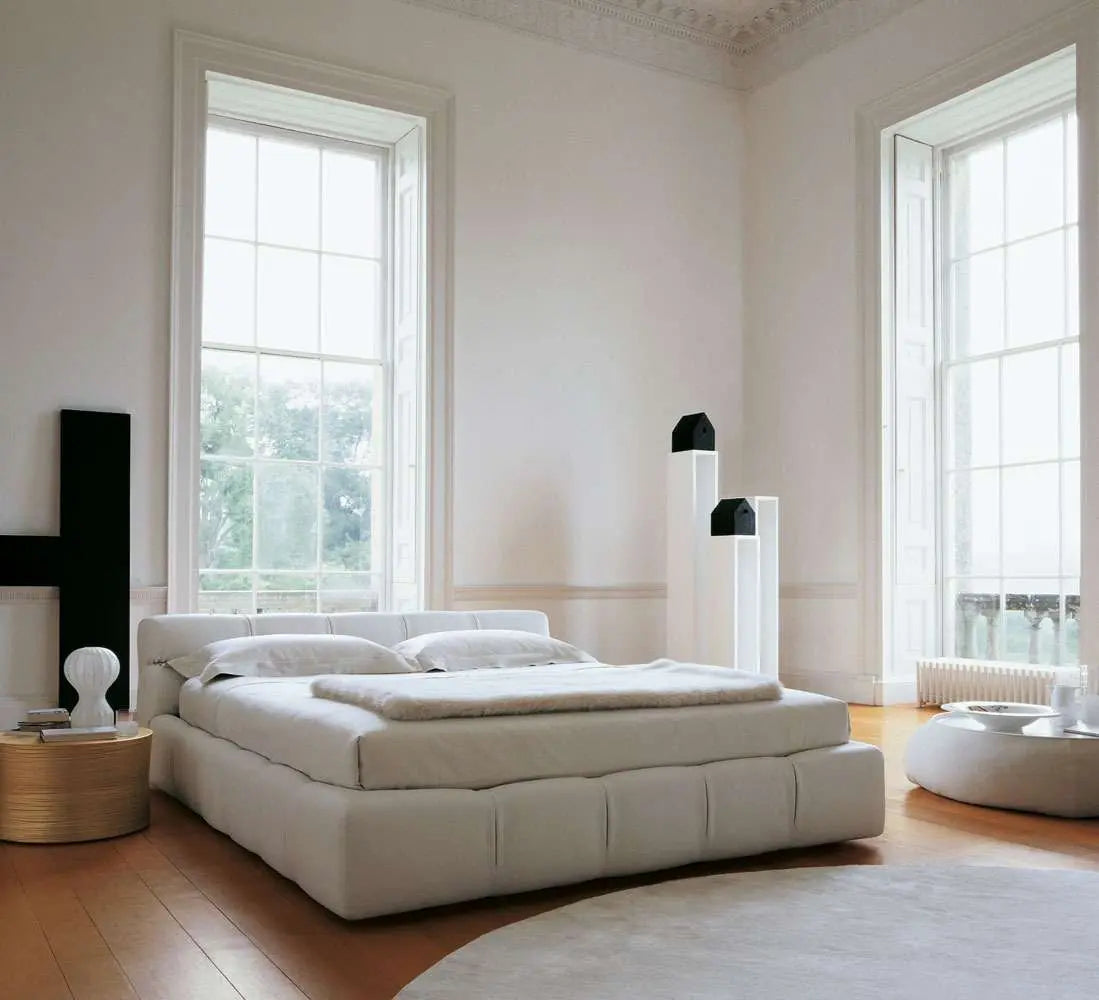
[
  {"x1": 671, "y1": 413, "x2": 715, "y2": 452},
  {"x1": 711, "y1": 498, "x2": 756, "y2": 536}
]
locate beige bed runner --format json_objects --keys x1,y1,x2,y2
[{"x1": 310, "y1": 660, "x2": 782, "y2": 721}]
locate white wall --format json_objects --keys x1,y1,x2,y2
[
  {"x1": 743, "y1": 0, "x2": 1090, "y2": 702},
  {"x1": 0, "y1": 0, "x2": 744, "y2": 704}
]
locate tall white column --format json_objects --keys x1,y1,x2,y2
[
  {"x1": 666, "y1": 450, "x2": 718, "y2": 662},
  {"x1": 753, "y1": 497, "x2": 780, "y2": 678},
  {"x1": 705, "y1": 534, "x2": 760, "y2": 672}
]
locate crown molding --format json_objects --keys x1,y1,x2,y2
[{"x1": 392, "y1": 0, "x2": 926, "y2": 88}]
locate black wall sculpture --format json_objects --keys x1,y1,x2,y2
[
  {"x1": 711, "y1": 498, "x2": 757, "y2": 537},
  {"x1": 0, "y1": 410, "x2": 130, "y2": 710}
]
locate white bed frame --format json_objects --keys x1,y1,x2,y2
[{"x1": 137, "y1": 610, "x2": 885, "y2": 919}]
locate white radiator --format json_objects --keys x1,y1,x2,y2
[{"x1": 916, "y1": 658, "x2": 1053, "y2": 707}]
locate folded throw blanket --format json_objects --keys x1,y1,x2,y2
[{"x1": 310, "y1": 660, "x2": 782, "y2": 720}]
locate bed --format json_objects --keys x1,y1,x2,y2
[{"x1": 137, "y1": 610, "x2": 885, "y2": 919}]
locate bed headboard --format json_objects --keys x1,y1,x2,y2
[{"x1": 135, "y1": 610, "x2": 550, "y2": 725}]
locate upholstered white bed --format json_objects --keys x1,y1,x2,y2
[{"x1": 137, "y1": 610, "x2": 885, "y2": 919}]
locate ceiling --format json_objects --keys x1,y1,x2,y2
[{"x1": 401, "y1": 0, "x2": 925, "y2": 87}]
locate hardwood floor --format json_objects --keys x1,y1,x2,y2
[{"x1": 4, "y1": 706, "x2": 1099, "y2": 999}]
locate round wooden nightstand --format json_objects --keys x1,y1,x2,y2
[{"x1": 0, "y1": 728, "x2": 151, "y2": 843}]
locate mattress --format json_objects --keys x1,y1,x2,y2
[{"x1": 177, "y1": 675, "x2": 851, "y2": 791}]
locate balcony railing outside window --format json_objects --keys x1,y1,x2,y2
[{"x1": 955, "y1": 591, "x2": 1080, "y2": 665}]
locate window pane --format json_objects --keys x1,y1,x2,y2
[
  {"x1": 258, "y1": 572, "x2": 317, "y2": 592},
  {"x1": 1063, "y1": 460, "x2": 1080, "y2": 578},
  {"x1": 949, "y1": 579, "x2": 1002, "y2": 660},
  {"x1": 323, "y1": 468, "x2": 377, "y2": 571},
  {"x1": 1001, "y1": 582, "x2": 1061, "y2": 665},
  {"x1": 257, "y1": 136, "x2": 319, "y2": 249},
  {"x1": 320, "y1": 572, "x2": 380, "y2": 614},
  {"x1": 321, "y1": 256, "x2": 381, "y2": 358},
  {"x1": 1067, "y1": 112, "x2": 1078, "y2": 226},
  {"x1": 1001, "y1": 463, "x2": 1059, "y2": 576},
  {"x1": 199, "y1": 571, "x2": 251, "y2": 591},
  {"x1": 256, "y1": 462, "x2": 318, "y2": 570},
  {"x1": 258, "y1": 355, "x2": 320, "y2": 461},
  {"x1": 199, "y1": 459, "x2": 253, "y2": 569},
  {"x1": 950, "y1": 140, "x2": 1004, "y2": 257},
  {"x1": 1067, "y1": 227, "x2": 1079, "y2": 338},
  {"x1": 322, "y1": 150, "x2": 380, "y2": 257},
  {"x1": 323, "y1": 361, "x2": 380, "y2": 465},
  {"x1": 205, "y1": 128, "x2": 256, "y2": 240},
  {"x1": 946, "y1": 359, "x2": 998, "y2": 469},
  {"x1": 256, "y1": 246, "x2": 319, "y2": 352},
  {"x1": 1006, "y1": 117, "x2": 1064, "y2": 241},
  {"x1": 1006, "y1": 231, "x2": 1065, "y2": 347},
  {"x1": 951, "y1": 249, "x2": 1004, "y2": 358},
  {"x1": 1002, "y1": 348, "x2": 1058, "y2": 464},
  {"x1": 946, "y1": 470, "x2": 999, "y2": 576},
  {"x1": 256, "y1": 591, "x2": 317, "y2": 613},
  {"x1": 202, "y1": 238, "x2": 255, "y2": 346},
  {"x1": 201, "y1": 349, "x2": 254, "y2": 457},
  {"x1": 198, "y1": 591, "x2": 255, "y2": 614},
  {"x1": 1062, "y1": 343, "x2": 1079, "y2": 458}
]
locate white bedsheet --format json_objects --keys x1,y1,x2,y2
[{"x1": 177, "y1": 675, "x2": 851, "y2": 791}]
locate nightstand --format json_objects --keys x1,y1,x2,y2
[{"x1": 0, "y1": 728, "x2": 151, "y2": 843}]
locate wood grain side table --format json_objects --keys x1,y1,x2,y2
[{"x1": 0, "y1": 728, "x2": 151, "y2": 843}]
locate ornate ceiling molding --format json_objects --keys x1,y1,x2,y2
[{"x1": 393, "y1": 0, "x2": 926, "y2": 88}]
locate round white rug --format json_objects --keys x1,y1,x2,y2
[{"x1": 398, "y1": 865, "x2": 1099, "y2": 998}]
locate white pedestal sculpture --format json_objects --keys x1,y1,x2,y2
[
  {"x1": 705, "y1": 534, "x2": 760, "y2": 671},
  {"x1": 754, "y1": 497, "x2": 780, "y2": 678},
  {"x1": 64, "y1": 646, "x2": 119, "y2": 728},
  {"x1": 666, "y1": 449, "x2": 718, "y2": 662}
]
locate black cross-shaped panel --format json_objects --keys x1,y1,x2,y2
[{"x1": 0, "y1": 410, "x2": 130, "y2": 710}]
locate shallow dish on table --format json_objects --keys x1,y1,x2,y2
[{"x1": 941, "y1": 701, "x2": 1060, "y2": 733}]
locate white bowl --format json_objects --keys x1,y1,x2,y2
[{"x1": 941, "y1": 701, "x2": 1060, "y2": 733}]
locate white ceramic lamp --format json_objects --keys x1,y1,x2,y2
[{"x1": 63, "y1": 647, "x2": 119, "y2": 728}]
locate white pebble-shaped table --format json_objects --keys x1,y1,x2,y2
[{"x1": 905, "y1": 713, "x2": 1099, "y2": 818}]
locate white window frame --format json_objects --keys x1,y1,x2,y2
[
  {"x1": 169, "y1": 30, "x2": 454, "y2": 612},
  {"x1": 857, "y1": 6, "x2": 1099, "y2": 704},
  {"x1": 937, "y1": 101, "x2": 1080, "y2": 664}
]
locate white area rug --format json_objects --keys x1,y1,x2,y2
[{"x1": 398, "y1": 865, "x2": 1099, "y2": 999}]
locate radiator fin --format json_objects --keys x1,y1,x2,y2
[{"x1": 916, "y1": 658, "x2": 1052, "y2": 707}]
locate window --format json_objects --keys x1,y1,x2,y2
[
  {"x1": 178, "y1": 70, "x2": 427, "y2": 615},
  {"x1": 942, "y1": 108, "x2": 1080, "y2": 664},
  {"x1": 887, "y1": 58, "x2": 1081, "y2": 673}
]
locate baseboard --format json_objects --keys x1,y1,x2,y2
[
  {"x1": 780, "y1": 669, "x2": 880, "y2": 705},
  {"x1": 875, "y1": 675, "x2": 918, "y2": 705}
]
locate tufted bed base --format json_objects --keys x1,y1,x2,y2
[{"x1": 138, "y1": 611, "x2": 885, "y2": 919}]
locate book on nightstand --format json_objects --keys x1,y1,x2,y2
[
  {"x1": 39, "y1": 726, "x2": 117, "y2": 743},
  {"x1": 17, "y1": 707, "x2": 71, "y2": 732}
]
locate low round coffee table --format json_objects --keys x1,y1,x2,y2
[
  {"x1": 0, "y1": 728, "x2": 151, "y2": 843},
  {"x1": 905, "y1": 713, "x2": 1099, "y2": 818}
]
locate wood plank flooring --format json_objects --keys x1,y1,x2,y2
[{"x1": 3, "y1": 706, "x2": 1098, "y2": 999}]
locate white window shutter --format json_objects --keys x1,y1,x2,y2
[
  {"x1": 891, "y1": 135, "x2": 938, "y2": 676},
  {"x1": 390, "y1": 125, "x2": 424, "y2": 611}
]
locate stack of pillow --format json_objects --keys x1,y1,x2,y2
[{"x1": 167, "y1": 630, "x2": 596, "y2": 684}]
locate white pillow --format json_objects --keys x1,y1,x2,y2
[
  {"x1": 393, "y1": 629, "x2": 596, "y2": 672},
  {"x1": 168, "y1": 634, "x2": 415, "y2": 684}
]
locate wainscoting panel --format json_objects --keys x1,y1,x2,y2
[
  {"x1": 451, "y1": 585, "x2": 665, "y2": 664},
  {"x1": 0, "y1": 587, "x2": 168, "y2": 710}
]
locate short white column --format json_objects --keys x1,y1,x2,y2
[
  {"x1": 666, "y1": 450, "x2": 718, "y2": 662},
  {"x1": 705, "y1": 534, "x2": 760, "y2": 672},
  {"x1": 753, "y1": 497, "x2": 779, "y2": 678}
]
